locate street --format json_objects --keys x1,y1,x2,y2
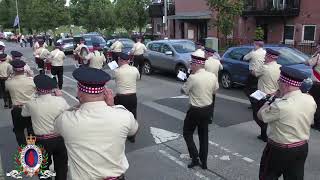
[{"x1": 0, "y1": 42, "x2": 320, "y2": 180}]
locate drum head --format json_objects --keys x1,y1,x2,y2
[{"x1": 80, "y1": 47, "x2": 89, "y2": 57}]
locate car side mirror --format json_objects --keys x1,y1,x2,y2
[{"x1": 165, "y1": 51, "x2": 173, "y2": 56}]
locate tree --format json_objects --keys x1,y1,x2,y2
[
  {"x1": 255, "y1": 26, "x2": 264, "y2": 40},
  {"x1": 114, "y1": 0, "x2": 150, "y2": 33},
  {"x1": 207, "y1": 0, "x2": 244, "y2": 39},
  {"x1": 70, "y1": 0, "x2": 115, "y2": 33}
]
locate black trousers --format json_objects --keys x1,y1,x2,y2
[
  {"x1": 259, "y1": 142, "x2": 308, "y2": 180},
  {"x1": 114, "y1": 93, "x2": 137, "y2": 119},
  {"x1": 51, "y1": 66, "x2": 63, "y2": 89},
  {"x1": 133, "y1": 55, "x2": 144, "y2": 78},
  {"x1": 37, "y1": 136, "x2": 68, "y2": 180},
  {"x1": 11, "y1": 107, "x2": 34, "y2": 146},
  {"x1": 252, "y1": 98, "x2": 268, "y2": 138},
  {"x1": 183, "y1": 105, "x2": 211, "y2": 164},
  {"x1": 309, "y1": 82, "x2": 320, "y2": 128},
  {"x1": 36, "y1": 58, "x2": 45, "y2": 74},
  {"x1": 0, "y1": 79, "x2": 9, "y2": 105},
  {"x1": 244, "y1": 74, "x2": 258, "y2": 105}
]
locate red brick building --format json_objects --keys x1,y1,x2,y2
[{"x1": 150, "y1": 0, "x2": 320, "y2": 46}]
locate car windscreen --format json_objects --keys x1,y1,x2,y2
[
  {"x1": 63, "y1": 39, "x2": 73, "y2": 44},
  {"x1": 172, "y1": 41, "x2": 195, "y2": 53},
  {"x1": 275, "y1": 47, "x2": 309, "y2": 65}
]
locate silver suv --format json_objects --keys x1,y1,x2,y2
[{"x1": 144, "y1": 39, "x2": 195, "y2": 76}]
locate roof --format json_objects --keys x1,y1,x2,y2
[{"x1": 168, "y1": 11, "x2": 212, "y2": 20}]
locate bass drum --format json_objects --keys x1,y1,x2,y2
[{"x1": 79, "y1": 47, "x2": 89, "y2": 65}]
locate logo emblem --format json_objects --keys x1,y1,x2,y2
[{"x1": 6, "y1": 135, "x2": 56, "y2": 179}]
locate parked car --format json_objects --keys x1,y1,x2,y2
[
  {"x1": 0, "y1": 32, "x2": 4, "y2": 39},
  {"x1": 57, "y1": 38, "x2": 74, "y2": 53},
  {"x1": 143, "y1": 39, "x2": 196, "y2": 76},
  {"x1": 220, "y1": 45, "x2": 311, "y2": 89},
  {"x1": 73, "y1": 34, "x2": 107, "y2": 52}
]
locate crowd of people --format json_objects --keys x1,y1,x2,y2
[{"x1": 0, "y1": 36, "x2": 319, "y2": 180}]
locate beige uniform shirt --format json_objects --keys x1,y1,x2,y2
[
  {"x1": 114, "y1": 64, "x2": 140, "y2": 94},
  {"x1": 54, "y1": 101, "x2": 139, "y2": 180},
  {"x1": 307, "y1": 54, "x2": 320, "y2": 82},
  {"x1": 0, "y1": 52, "x2": 12, "y2": 63},
  {"x1": 34, "y1": 47, "x2": 50, "y2": 60},
  {"x1": 131, "y1": 42, "x2": 147, "y2": 55},
  {"x1": 260, "y1": 90, "x2": 316, "y2": 144},
  {"x1": 86, "y1": 51, "x2": 106, "y2": 69},
  {"x1": 21, "y1": 94, "x2": 70, "y2": 136},
  {"x1": 182, "y1": 69, "x2": 219, "y2": 107},
  {"x1": 50, "y1": 49, "x2": 65, "y2": 67},
  {"x1": 204, "y1": 57, "x2": 223, "y2": 78},
  {"x1": 255, "y1": 61, "x2": 281, "y2": 94},
  {"x1": 33, "y1": 42, "x2": 48, "y2": 51},
  {"x1": 74, "y1": 44, "x2": 88, "y2": 55},
  {"x1": 0, "y1": 61, "x2": 12, "y2": 78},
  {"x1": 5, "y1": 75, "x2": 35, "y2": 105},
  {"x1": 243, "y1": 48, "x2": 266, "y2": 73},
  {"x1": 110, "y1": 41, "x2": 123, "y2": 53}
]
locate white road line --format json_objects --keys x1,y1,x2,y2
[
  {"x1": 61, "y1": 90, "x2": 79, "y2": 102},
  {"x1": 242, "y1": 157, "x2": 255, "y2": 163},
  {"x1": 63, "y1": 75, "x2": 77, "y2": 83},
  {"x1": 143, "y1": 101, "x2": 186, "y2": 121},
  {"x1": 158, "y1": 150, "x2": 210, "y2": 180},
  {"x1": 216, "y1": 94, "x2": 250, "y2": 105}
]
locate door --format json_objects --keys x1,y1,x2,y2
[
  {"x1": 146, "y1": 42, "x2": 163, "y2": 68},
  {"x1": 159, "y1": 43, "x2": 176, "y2": 70},
  {"x1": 225, "y1": 48, "x2": 251, "y2": 84}
]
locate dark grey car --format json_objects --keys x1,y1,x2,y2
[
  {"x1": 143, "y1": 39, "x2": 195, "y2": 76},
  {"x1": 57, "y1": 38, "x2": 74, "y2": 53}
]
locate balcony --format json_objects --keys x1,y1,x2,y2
[
  {"x1": 243, "y1": 0, "x2": 300, "y2": 17},
  {"x1": 149, "y1": 0, "x2": 175, "y2": 18}
]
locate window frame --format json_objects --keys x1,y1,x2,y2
[
  {"x1": 283, "y1": 25, "x2": 295, "y2": 44},
  {"x1": 302, "y1": 25, "x2": 317, "y2": 43}
]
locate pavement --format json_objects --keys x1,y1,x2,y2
[{"x1": 0, "y1": 42, "x2": 320, "y2": 180}]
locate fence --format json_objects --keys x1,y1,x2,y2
[{"x1": 218, "y1": 38, "x2": 317, "y2": 55}]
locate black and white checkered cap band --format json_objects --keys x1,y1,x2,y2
[
  {"x1": 191, "y1": 55, "x2": 206, "y2": 65},
  {"x1": 13, "y1": 67, "x2": 25, "y2": 71},
  {"x1": 279, "y1": 74, "x2": 302, "y2": 87},
  {"x1": 77, "y1": 82, "x2": 105, "y2": 94}
]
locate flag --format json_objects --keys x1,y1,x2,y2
[{"x1": 13, "y1": 15, "x2": 19, "y2": 27}]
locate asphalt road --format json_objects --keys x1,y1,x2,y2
[{"x1": 0, "y1": 42, "x2": 319, "y2": 180}]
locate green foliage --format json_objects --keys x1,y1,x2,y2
[
  {"x1": 207, "y1": 0, "x2": 244, "y2": 38},
  {"x1": 255, "y1": 26, "x2": 264, "y2": 40},
  {"x1": 114, "y1": 0, "x2": 150, "y2": 32}
]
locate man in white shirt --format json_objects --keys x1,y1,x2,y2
[
  {"x1": 73, "y1": 38, "x2": 89, "y2": 67},
  {"x1": 131, "y1": 37, "x2": 147, "y2": 78},
  {"x1": 114, "y1": 53, "x2": 140, "y2": 143},
  {"x1": 0, "y1": 54, "x2": 12, "y2": 108},
  {"x1": 49, "y1": 42, "x2": 65, "y2": 89},
  {"x1": 243, "y1": 39, "x2": 266, "y2": 108},
  {"x1": 55, "y1": 67, "x2": 138, "y2": 180},
  {"x1": 21, "y1": 74, "x2": 69, "y2": 179},
  {"x1": 85, "y1": 43, "x2": 106, "y2": 70},
  {"x1": 34, "y1": 40, "x2": 50, "y2": 74},
  {"x1": 181, "y1": 49, "x2": 219, "y2": 170},
  {"x1": 0, "y1": 41, "x2": 13, "y2": 62},
  {"x1": 110, "y1": 38, "x2": 123, "y2": 63}
]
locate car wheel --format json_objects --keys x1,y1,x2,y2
[
  {"x1": 221, "y1": 71, "x2": 233, "y2": 89},
  {"x1": 144, "y1": 60, "x2": 152, "y2": 75}
]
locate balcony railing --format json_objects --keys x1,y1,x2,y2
[
  {"x1": 243, "y1": 0, "x2": 300, "y2": 16},
  {"x1": 149, "y1": 0, "x2": 175, "y2": 17}
]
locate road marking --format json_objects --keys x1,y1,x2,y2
[
  {"x1": 150, "y1": 127, "x2": 181, "y2": 144},
  {"x1": 143, "y1": 101, "x2": 186, "y2": 121},
  {"x1": 219, "y1": 155, "x2": 230, "y2": 161},
  {"x1": 61, "y1": 90, "x2": 79, "y2": 102},
  {"x1": 171, "y1": 94, "x2": 250, "y2": 105},
  {"x1": 242, "y1": 157, "x2": 254, "y2": 163},
  {"x1": 63, "y1": 75, "x2": 77, "y2": 83},
  {"x1": 158, "y1": 150, "x2": 210, "y2": 180}
]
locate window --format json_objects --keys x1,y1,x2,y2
[
  {"x1": 302, "y1": 25, "x2": 316, "y2": 42},
  {"x1": 227, "y1": 48, "x2": 251, "y2": 61},
  {"x1": 148, "y1": 43, "x2": 162, "y2": 52},
  {"x1": 284, "y1": 25, "x2": 294, "y2": 40},
  {"x1": 156, "y1": 24, "x2": 161, "y2": 33},
  {"x1": 172, "y1": 41, "x2": 196, "y2": 53},
  {"x1": 161, "y1": 44, "x2": 172, "y2": 53}
]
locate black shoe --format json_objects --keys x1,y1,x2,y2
[
  {"x1": 187, "y1": 159, "x2": 200, "y2": 168},
  {"x1": 127, "y1": 136, "x2": 135, "y2": 143},
  {"x1": 257, "y1": 135, "x2": 267, "y2": 142},
  {"x1": 200, "y1": 163, "x2": 207, "y2": 169}
]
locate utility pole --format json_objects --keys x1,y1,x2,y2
[
  {"x1": 163, "y1": 0, "x2": 167, "y2": 37},
  {"x1": 15, "y1": 0, "x2": 21, "y2": 34}
]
